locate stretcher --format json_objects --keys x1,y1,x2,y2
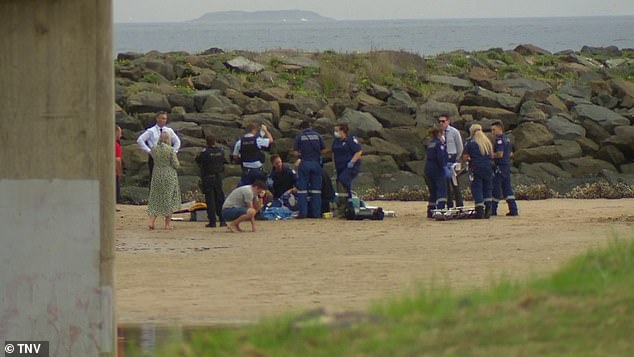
[{"x1": 431, "y1": 207, "x2": 477, "y2": 221}]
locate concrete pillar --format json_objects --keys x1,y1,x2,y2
[{"x1": 0, "y1": 0, "x2": 115, "y2": 356}]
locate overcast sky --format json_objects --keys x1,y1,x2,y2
[{"x1": 114, "y1": 0, "x2": 634, "y2": 22}]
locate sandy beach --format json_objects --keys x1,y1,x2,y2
[{"x1": 115, "y1": 199, "x2": 634, "y2": 326}]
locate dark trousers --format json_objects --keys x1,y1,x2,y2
[
  {"x1": 202, "y1": 175, "x2": 225, "y2": 226},
  {"x1": 446, "y1": 154, "x2": 463, "y2": 208},
  {"x1": 239, "y1": 167, "x2": 266, "y2": 187},
  {"x1": 425, "y1": 168, "x2": 447, "y2": 210},
  {"x1": 148, "y1": 155, "x2": 154, "y2": 189},
  {"x1": 297, "y1": 160, "x2": 322, "y2": 218},
  {"x1": 116, "y1": 176, "x2": 121, "y2": 204}
]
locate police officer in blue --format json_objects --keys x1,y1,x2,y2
[
  {"x1": 491, "y1": 121, "x2": 519, "y2": 216},
  {"x1": 424, "y1": 125, "x2": 449, "y2": 218},
  {"x1": 462, "y1": 124, "x2": 494, "y2": 219},
  {"x1": 232, "y1": 122, "x2": 273, "y2": 186},
  {"x1": 293, "y1": 120, "x2": 326, "y2": 218},
  {"x1": 267, "y1": 154, "x2": 297, "y2": 200},
  {"x1": 331, "y1": 123, "x2": 363, "y2": 215},
  {"x1": 195, "y1": 134, "x2": 227, "y2": 227}
]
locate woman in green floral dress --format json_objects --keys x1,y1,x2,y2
[{"x1": 147, "y1": 132, "x2": 181, "y2": 230}]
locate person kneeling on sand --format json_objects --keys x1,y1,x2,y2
[{"x1": 221, "y1": 180, "x2": 267, "y2": 233}]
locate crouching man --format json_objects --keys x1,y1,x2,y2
[{"x1": 221, "y1": 180, "x2": 267, "y2": 233}]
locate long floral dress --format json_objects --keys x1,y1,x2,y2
[{"x1": 148, "y1": 143, "x2": 181, "y2": 216}]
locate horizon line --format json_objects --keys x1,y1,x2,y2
[{"x1": 115, "y1": 13, "x2": 634, "y2": 24}]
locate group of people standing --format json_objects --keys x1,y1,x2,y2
[
  {"x1": 425, "y1": 114, "x2": 519, "y2": 219},
  {"x1": 131, "y1": 110, "x2": 518, "y2": 231}
]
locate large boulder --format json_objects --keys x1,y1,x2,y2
[
  {"x1": 137, "y1": 58, "x2": 176, "y2": 80},
  {"x1": 182, "y1": 113, "x2": 240, "y2": 127},
  {"x1": 514, "y1": 44, "x2": 551, "y2": 56},
  {"x1": 514, "y1": 141, "x2": 582, "y2": 164},
  {"x1": 520, "y1": 162, "x2": 571, "y2": 183},
  {"x1": 359, "y1": 155, "x2": 399, "y2": 179},
  {"x1": 120, "y1": 186, "x2": 149, "y2": 205},
  {"x1": 580, "y1": 45, "x2": 622, "y2": 57},
  {"x1": 602, "y1": 126, "x2": 634, "y2": 158},
  {"x1": 127, "y1": 92, "x2": 171, "y2": 114},
  {"x1": 546, "y1": 115, "x2": 586, "y2": 140},
  {"x1": 575, "y1": 136, "x2": 600, "y2": 155},
  {"x1": 210, "y1": 73, "x2": 242, "y2": 92},
  {"x1": 490, "y1": 78, "x2": 551, "y2": 101},
  {"x1": 404, "y1": 160, "x2": 426, "y2": 176},
  {"x1": 191, "y1": 70, "x2": 218, "y2": 90},
  {"x1": 244, "y1": 97, "x2": 281, "y2": 122},
  {"x1": 355, "y1": 92, "x2": 384, "y2": 108},
  {"x1": 467, "y1": 67, "x2": 497, "y2": 87},
  {"x1": 610, "y1": 78, "x2": 634, "y2": 108},
  {"x1": 201, "y1": 125, "x2": 244, "y2": 146},
  {"x1": 594, "y1": 145, "x2": 626, "y2": 166},
  {"x1": 260, "y1": 87, "x2": 289, "y2": 102},
  {"x1": 416, "y1": 99, "x2": 460, "y2": 128},
  {"x1": 519, "y1": 100, "x2": 549, "y2": 122},
  {"x1": 459, "y1": 106, "x2": 519, "y2": 128},
  {"x1": 377, "y1": 171, "x2": 424, "y2": 192},
  {"x1": 380, "y1": 128, "x2": 427, "y2": 161},
  {"x1": 167, "y1": 93, "x2": 196, "y2": 113},
  {"x1": 337, "y1": 109, "x2": 384, "y2": 138},
  {"x1": 387, "y1": 88, "x2": 417, "y2": 114},
  {"x1": 461, "y1": 86, "x2": 521, "y2": 112},
  {"x1": 512, "y1": 122, "x2": 555, "y2": 149},
  {"x1": 367, "y1": 83, "x2": 391, "y2": 101},
  {"x1": 170, "y1": 121, "x2": 203, "y2": 138},
  {"x1": 559, "y1": 157, "x2": 617, "y2": 177},
  {"x1": 360, "y1": 105, "x2": 415, "y2": 128},
  {"x1": 225, "y1": 56, "x2": 264, "y2": 73},
  {"x1": 201, "y1": 94, "x2": 243, "y2": 115},
  {"x1": 366, "y1": 138, "x2": 411, "y2": 165},
  {"x1": 428, "y1": 75, "x2": 473, "y2": 90},
  {"x1": 572, "y1": 104, "x2": 630, "y2": 132}
]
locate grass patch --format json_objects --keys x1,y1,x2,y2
[{"x1": 142, "y1": 237, "x2": 634, "y2": 356}]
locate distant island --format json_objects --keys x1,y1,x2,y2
[{"x1": 190, "y1": 10, "x2": 335, "y2": 23}]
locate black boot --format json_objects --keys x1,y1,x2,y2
[
  {"x1": 475, "y1": 206, "x2": 485, "y2": 219},
  {"x1": 484, "y1": 203, "x2": 492, "y2": 219},
  {"x1": 427, "y1": 205, "x2": 435, "y2": 219}
]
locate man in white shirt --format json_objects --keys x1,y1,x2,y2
[
  {"x1": 232, "y1": 122, "x2": 274, "y2": 186},
  {"x1": 136, "y1": 111, "x2": 181, "y2": 186},
  {"x1": 438, "y1": 114, "x2": 464, "y2": 208}
]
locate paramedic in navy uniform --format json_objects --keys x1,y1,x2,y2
[
  {"x1": 293, "y1": 120, "x2": 326, "y2": 218},
  {"x1": 268, "y1": 154, "x2": 297, "y2": 200},
  {"x1": 491, "y1": 121, "x2": 519, "y2": 216},
  {"x1": 232, "y1": 122, "x2": 273, "y2": 186},
  {"x1": 437, "y1": 114, "x2": 464, "y2": 208},
  {"x1": 462, "y1": 124, "x2": 494, "y2": 219},
  {"x1": 331, "y1": 123, "x2": 363, "y2": 212},
  {"x1": 424, "y1": 125, "x2": 448, "y2": 218},
  {"x1": 196, "y1": 134, "x2": 227, "y2": 228},
  {"x1": 137, "y1": 111, "x2": 181, "y2": 187}
]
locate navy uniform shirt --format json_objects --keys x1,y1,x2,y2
[
  {"x1": 464, "y1": 139, "x2": 493, "y2": 175},
  {"x1": 425, "y1": 137, "x2": 448, "y2": 173},
  {"x1": 293, "y1": 129, "x2": 325, "y2": 162},
  {"x1": 494, "y1": 134, "x2": 512, "y2": 168},
  {"x1": 332, "y1": 135, "x2": 362, "y2": 172},
  {"x1": 195, "y1": 146, "x2": 226, "y2": 177},
  {"x1": 268, "y1": 164, "x2": 297, "y2": 199}
]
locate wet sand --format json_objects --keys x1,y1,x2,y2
[{"x1": 115, "y1": 199, "x2": 634, "y2": 325}]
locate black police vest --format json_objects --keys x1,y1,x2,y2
[
  {"x1": 239, "y1": 135, "x2": 265, "y2": 164},
  {"x1": 200, "y1": 147, "x2": 225, "y2": 176}
]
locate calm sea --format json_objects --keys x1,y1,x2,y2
[{"x1": 114, "y1": 16, "x2": 634, "y2": 56}]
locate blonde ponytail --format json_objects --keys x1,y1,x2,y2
[{"x1": 469, "y1": 124, "x2": 493, "y2": 156}]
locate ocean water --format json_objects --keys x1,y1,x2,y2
[{"x1": 114, "y1": 16, "x2": 634, "y2": 56}]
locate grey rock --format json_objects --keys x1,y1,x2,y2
[
  {"x1": 603, "y1": 125, "x2": 634, "y2": 157},
  {"x1": 491, "y1": 78, "x2": 552, "y2": 101},
  {"x1": 519, "y1": 101, "x2": 548, "y2": 122},
  {"x1": 201, "y1": 125, "x2": 244, "y2": 146},
  {"x1": 191, "y1": 71, "x2": 218, "y2": 90},
  {"x1": 573, "y1": 104, "x2": 630, "y2": 132},
  {"x1": 404, "y1": 160, "x2": 426, "y2": 176},
  {"x1": 138, "y1": 59, "x2": 176, "y2": 80},
  {"x1": 167, "y1": 93, "x2": 195, "y2": 113},
  {"x1": 368, "y1": 83, "x2": 391, "y2": 101},
  {"x1": 182, "y1": 113, "x2": 240, "y2": 127},
  {"x1": 515, "y1": 141, "x2": 581, "y2": 164},
  {"x1": 610, "y1": 79, "x2": 634, "y2": 108},
  {"x1": 178, "y1": 176, "x2": 202, "y2": 197},
  {"x1": 416, "y1": 99, "x2": 460, "y2": 128},
  {"x1": 546, "y1": 115, "x2": 586, "y2": 140},
  {"x1": 225, "y1": 56, "x2": 265, "y2": 73},
  {"x1": 127, "y1": 91, "x2": 171, "y2": 114},
  {"x1": 337, "y1": 109, "x2": 384, "y2": 138},
  {"x1": 461, "y1": 86, "x2": 521, "y2": 112},
  {"x1": 120, "y1": 186, "x2": 149, "y2": 205},
  {"x1": 201, "y1": 94, "x2": 243, "y2": 115},
  {"x1": 360, "y1": 155, "x2": 400, "y2": 178},
  {"x1": 116, "y1": 113, "x2": 143, "y2": 131},
  {"x1": 595, "y1": 145, "x2": 626, "y2": 166},
  {"x1": 380, "y1": 128, "x2": 427, "y2": 160},
  {"x1": 360, "y1": 105, "x2": 415, "y2": 128},
  {"x1": 580, "y1": 45, "x2": 622, "y2": 57},
  {"x1": 428, "y1": 75, "x2": 473, "y2": 90},
  {"x1": 260, "y1": 87, "x2": 289, "y2": 102},
  {"x1": 222, "y1": 177, "x2": 242, "y2": 194},
  {"x1": 377, "y1": 171, "x2": 424, "y2": 193},
  {"x1": 387, "y1": 88, "x2": 417, "y2": 114},
  {"x1": 575, "y1": 136, "x2": 600, "y2": 155},
  {"x1": 356, "y1": 92, "x2": 385, "y2": 108},
  {"x1": 282, "y1": 57, "x2": 320, "y2": 69},
  {"x1": 429, "y1": 89, "x2": 465, "y2": 105},
  {"x1": 459, "y1": 106, "x2": 519, "y2": 128},
  {"x1": 514, "y1": 44, "x2": 551, "y2": 56},
  {"x1": 593, "y1": 95, "x2": 619, "y2": 109},
  {"x1": 210, "y1": 73, "x2": 242, "y2": 92},
  {"x1": 354, "y1": 172, "x2": 378, "y2": 193},
  {"x1": 512, "y1": 122, "x2": 555, "y2": 149},
  {"x1": 621, "y1": 163, "x2": 634, "y2": 174},
  {"x1": 559, "y1": 156, "x2": 617, "y2": 177},
  {"x1": 559, "y1": 82, "x2": 592, "y2": 99},
  {"x1": 366, "y1": 137, "x2": 411, "y2": 165}
]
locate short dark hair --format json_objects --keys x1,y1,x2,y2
[
  {"x1": 252, "y1": 180, "x2": 267, "y2": 190},
  {"x1": 335, "y1": 122, "x2": 349, "y2": 134},
  {"x1": 491, "y1": 120, "x2": 504, "y2": 130},
  {"x1": 436, "y1": 114, "x2": 449, "y2": 121},
  {"x1": 299, "y1": 120, "x2": 311, "y2": 130},
  {"x1": 270, "y1": 154, "x2": 281, "y2": 163},
  {"x1": 155, "y1": 111, "x2": 168, "y2": 119},
  {"x1": 205, "y1": 135, "x2": 216, "y2": 147}
]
